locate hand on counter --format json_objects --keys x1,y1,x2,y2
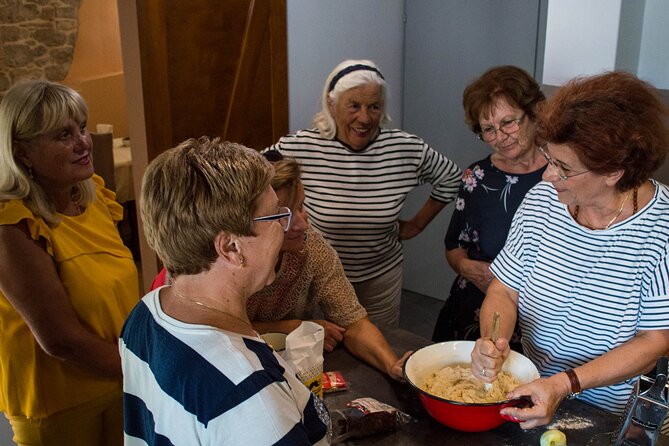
[{"x1": 313, "y1": 319, "x2": 346, "y2": 352}]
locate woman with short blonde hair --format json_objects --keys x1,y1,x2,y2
[{"x1": 122, "y1": 137, "x2": 329, "y2": 444}]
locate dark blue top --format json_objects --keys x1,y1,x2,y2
[
  {"x1": 445, "y1": 155, "x2": 546, "y2": 260},
  {"x1": 433, "y1": 155, "x2": 545, "y2": 345}
]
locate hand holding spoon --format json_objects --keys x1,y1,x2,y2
[{"x1": 484, "y1": 312, "x2": 501, "y2": 391}]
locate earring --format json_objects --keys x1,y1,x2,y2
[
  {"x1": 239, "y1": 255, "x2": 245, "y2": 268},
  {"x1": 28, "y1": 166, "x2": 34, "y2": 179}
]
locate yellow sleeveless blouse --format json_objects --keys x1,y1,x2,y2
[{"x1": 0, "y1": 175, "x2": 139, "y2": 418}]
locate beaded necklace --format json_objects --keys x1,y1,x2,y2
[{"x1": 572, "y1": 187, "x2": 638, "y2": 230}]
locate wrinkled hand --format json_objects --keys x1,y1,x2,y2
[
  {"x1": 460, "y1": 259, "x2": 493, "y2": 293},
  {"x1": 388, "y1": 351, "x2": 413, "y2": 382},
  {"x1": 500, "y1": 376, "x2": 568, "y2": 429},
  {"x1": 471, "y1": 336, "x2": 510, "y2": 383},
  {"x1": 312, "y1": 320, "x2": 346, "y2": 352},
  {"x1": 398, "y1": 220, "x2": 422, "y2": 240}
]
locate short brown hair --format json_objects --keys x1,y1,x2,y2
[
  {"x1": 463, "y1": 65, "x2": 545, "y2": 134},
  {"x1": 535, "y1": 71, "x2": 669, "y2": 191},
  {"x1": 140, "y1": 137, "x2": 273, "y2": 276}
]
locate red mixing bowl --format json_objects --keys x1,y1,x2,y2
[{"x1": 403, "y1": 340, "x2": 539, "y2": 432}]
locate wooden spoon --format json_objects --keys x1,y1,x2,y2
[{"x1": 484, "y1": 312, "x2": 501, "y2": 391}]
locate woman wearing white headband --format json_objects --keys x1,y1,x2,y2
[{"x1": 266, "y1": 59, "x2": 461, "y2": 328}]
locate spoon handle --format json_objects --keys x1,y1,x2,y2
[{"x1": 491, "y1": 312, "x2": 500, "y2": 344}]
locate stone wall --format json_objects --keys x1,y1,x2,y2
[{"x1": 0, "y1": 0, "x2": 81, "y2": 97}]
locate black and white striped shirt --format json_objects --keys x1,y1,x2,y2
[
  {"x1": 492, "y1": 180, "x2": 669, "y2": 414},
  {"x1": 268, "y1": 128, "x2": 461, "y2": 282}
]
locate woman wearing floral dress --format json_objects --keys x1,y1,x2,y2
[{"x1": 432, "y1": 66, "x2": 546, "y2": 351}]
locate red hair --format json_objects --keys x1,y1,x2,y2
[{"x1": 536, "y1": 71, "x2": 669, "y2": 191}]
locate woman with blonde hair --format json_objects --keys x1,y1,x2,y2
[
  {"x1": 121, "y1": 137, "x2": 329, "y2": 444},
  {"x1": 248, "y1": 151, "x2": 410, "y2": 379},
  {"x1": 0, "y1": 80, "x2": 138, "y2": 445}
]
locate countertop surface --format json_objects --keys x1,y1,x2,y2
[{"x1": 322, "y1": 328, "x2": 668, "y2": 445}]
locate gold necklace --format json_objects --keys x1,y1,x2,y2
[
  {"x1": 172, "y1": 291, "x2": 258, "y2": 336},
  {"x1": 573, "y1": 187, "x2": 638, "y2": 230}
]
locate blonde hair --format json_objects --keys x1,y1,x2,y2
[
  {"x1": 267, "y1": 154, "x2": 302, "y2": 209},
  {"x1": 312, "y1": 59, "x2": 391, "y2": 139},
  {"x1": 0, "y1": 80, "x2": 95, "y2": 226},
  {"x1": 141, "y1": 137, "x2": 273, "y2": 276}
]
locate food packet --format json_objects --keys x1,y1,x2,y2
[
  {"x1": 323, "y1": 370, "x2": 348, "y2": 393},
  {"x1": 282, "y1": 321, "x2": 325, "y2": 398},
  {"x1": 329, "y1": 397, "x2": 412, "y2": 444}
]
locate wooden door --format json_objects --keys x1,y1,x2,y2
[{"x1": 135, "y1": 0, "x2": 287, "y2": 160}]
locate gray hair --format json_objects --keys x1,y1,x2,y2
[{"x1": 312, "y1": 59, "x2": 391, "y2": 139}]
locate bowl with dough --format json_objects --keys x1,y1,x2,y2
[{"x1": 403, "y1": 340, "x2": 539, "y2": 432}]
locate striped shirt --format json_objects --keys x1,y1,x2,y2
[
  {"x1": 268, "y1": 128, "x2": 461, "y2": 282},
  {"x1": 120, "y1": 289, "x2": 329, "y2": 445},
  {"x1": 491, "y1": 180, "x2": 669, "y2": 414}
]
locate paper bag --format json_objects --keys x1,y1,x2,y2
[{"x1": 282, "y1": 321, "x2": 324, "y2": 398}]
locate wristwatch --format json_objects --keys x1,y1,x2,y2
[{"x1": 564, "y1": 368, "x2": 582, "y2": 399}]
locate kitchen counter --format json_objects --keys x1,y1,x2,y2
[{"x1": 322, "y1": 328, "x2": 668, "y2": 445}]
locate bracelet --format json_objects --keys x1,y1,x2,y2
[{"x1": 564, "y1": 368, "x2": 582, "y2": 399}]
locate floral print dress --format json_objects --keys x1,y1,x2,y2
[{"x1": 432, "y1": 155, "x2": 545, "y2": 351}]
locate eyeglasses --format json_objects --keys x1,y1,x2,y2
[
  {"x1": 538, "y1": 145, "x2": 589, "y2": 180},
  {"x1": 253, "y1": 206, "x2": 292, "y2": 232},
  {"x1": 477, "y1": 114, "x2": 525, "y2": 142}
]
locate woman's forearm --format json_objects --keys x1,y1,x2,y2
[
  {"x1": 48, "y1": 330, "x2": 122, "y2": 378},
  {"x1": 570, "y1": 329, "x2": 669, "y2": 391},
  {"x1": 479, "y1": 279, "x2": 518, "y2": 341},
  {"x1": 342, "y1": 318, "x2": 398, "y2": 375},
  {"x1": 445, "y1": 247, "x2": 469, "y2": 276}
]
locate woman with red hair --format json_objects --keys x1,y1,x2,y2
[{"x1": 472, "y1": 71, "x2": 669, "y2": 429}]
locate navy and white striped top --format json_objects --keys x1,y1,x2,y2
[
  {"x1": 491, "y1": 180, "x2": 669, "y2": 414},
  {"x1": 268, "y1": 128, "x2": 461, "y2": 282},
  {"x1": 119, "y1": 288, "x2": 329, "y2": 445}
]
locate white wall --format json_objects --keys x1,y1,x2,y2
[
  {"x1": 543, "y1": 0, "x2": 622, "y2": 85},
  {"x1": 543, "y1": 0, "x2": 669, "y2": 89},
  {"x1": 286, "y1": 0, "x2": 405, "y2": 132},
  {"x1": 0, "y1": 419, "x2": 11, "y2": 445},
  {"x1": 638, "y1": 0, "x2": 669, "y2": 88}
]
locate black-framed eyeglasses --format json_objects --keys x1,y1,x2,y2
[
  {"x1": 477, "y1": 114, "x2": 525, "y2": 142},
  {"x1": 538, "y1": 145, "x2": 589, "y2": 180},
  {"x1": 253, "y1": 206, "x2": 292, "y2": 232}
]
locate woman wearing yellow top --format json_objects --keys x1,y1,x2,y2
[{"x1": 0, "y1": 80, "x2": 139, "y2": 446}]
